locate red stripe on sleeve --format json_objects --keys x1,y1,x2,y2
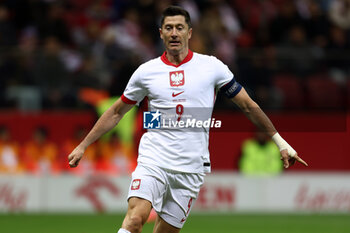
[{"x1": 121, "y1": 94, "x2": 137, "y2": 105}]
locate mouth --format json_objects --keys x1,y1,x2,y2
[{"x1": 169, "y1": 40, "x2": 181, "y2": 46}]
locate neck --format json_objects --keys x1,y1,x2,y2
[{"x1": 166, "y1": 48, "x2": 188, "y2": 65}]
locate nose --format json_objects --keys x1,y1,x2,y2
[{"x1": 171, "y1": 28, "x2": 178, "y2": 37}]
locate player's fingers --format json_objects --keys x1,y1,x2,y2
[
  {"x1": 68, "y1": 158, "x2": 76, "y2": 167},
  {"x1": 289, "y1": 157, "x2": 296, "y2": 166},
  {"x1": 280, "y1": 156, "x2": 289, "y2": 168},
  {"x1": 69, "y1": 157, "x2": 80, "y2": 167},
  {"x1": 280, "y1": 150, "x2": 290, "y2": 168},
  {"x1": 68, "y1": 153, "x2": 74, "y2": 161},
  {"x1": 294, "y1": 154, "x2": 308, "y2": 167}
]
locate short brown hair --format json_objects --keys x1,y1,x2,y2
[{"x1": 160, "y1": 6, "x2": 192, "y2": 28}]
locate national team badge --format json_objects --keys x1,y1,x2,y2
[
  {"x1": 169, "y1": 70, "x2": 185, "y2": 87},
  {"x1": 131, "y1": 179, "x2": 141, "y2": 190},
  {"x1": 143, "y1": 110, "x2": 161, "y2": 129}
]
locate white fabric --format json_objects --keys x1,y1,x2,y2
[
  {"x1": 117, "y1": 228, "x2": 131, "y2": 233},
  {"x1": 272, "y1": 133, "x2": 296, "y2": 157},
  {"x1": 123, "y1": 52, "x2": 234, "y2": 173},
  {"x1": 127, "y1": 164, "x2": 205, "y2": 228}
]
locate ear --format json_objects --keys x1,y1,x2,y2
[
  {"x1": 188, "y1": 28, "x2": 192, "y2": 40},
  {"x1": 159, "y1": 28, "x2": 163, "y2": 40}
]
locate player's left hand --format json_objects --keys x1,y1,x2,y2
[{"x1": 280, "y1": 150, "x2": 308, "y2": 168}]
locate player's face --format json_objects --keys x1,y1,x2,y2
[{"x1": 160, "y1": 15, "x2": 192, "y2": 55}]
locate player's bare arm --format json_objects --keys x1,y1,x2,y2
[
  {"x1": 231, "y1": 87, "x2": 308, "y2": 168},
  {"x1": 68, "y1": 98, "x2": 134, "y2": 167}
]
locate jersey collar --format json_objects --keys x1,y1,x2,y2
[{"x1": 161, "y1": 49, "x2": 193, "y2": 68}]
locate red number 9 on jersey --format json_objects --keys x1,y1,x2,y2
[{"x1": 176, "y1": 104, "x2": 184, "y2": 121}]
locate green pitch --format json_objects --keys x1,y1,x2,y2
[{"x1": 1, "y1": 213, "x2": 349, "y2": 233}]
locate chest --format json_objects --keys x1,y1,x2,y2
[{"x1": 143, "y1": 67, "x2": 217, "y2": 107}]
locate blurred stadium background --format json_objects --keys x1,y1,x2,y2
[{"x1": 0, "y1": 0, "x2": 350, "y2": 232}]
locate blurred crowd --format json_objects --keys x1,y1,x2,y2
[
  {"x1": 0, "y1": 125, "x2": 137, "y2": 175},
  {"x1": 0, "y1": 0, "x2": 349, "y2": 110}
]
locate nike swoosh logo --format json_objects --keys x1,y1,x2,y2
[{"x1": 172, "y1": 91, "x2": 184, "y2": 97}]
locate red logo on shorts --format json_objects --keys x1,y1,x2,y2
[
  {"x1": 169, "y1": 70, "x2": 185, "y2": 87},
  {"x1": 131, "y1": 179, "x2": 141, "y2": 190},
  {"x1": 181, "y1": 197, "x2": 193, "y2": 223}
]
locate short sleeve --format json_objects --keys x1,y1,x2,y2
[
  {"x1": 212, "y1": 57, "x2": 235, "y2": 89},
  {"x1": 212, "y1": 57, "x2": 242, "y2": 98},
  {"x1": 122, "y1": 66, "x2": 147, "y2": 104}
]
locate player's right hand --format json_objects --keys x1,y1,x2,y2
[{"x1": 68, "y1": 147, "x2": 84, "y2": 168}]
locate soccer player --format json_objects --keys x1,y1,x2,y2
[{"x1": 68, "y1": 6, "x2": 308, "y2": 233}]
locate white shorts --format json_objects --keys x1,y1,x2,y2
[{"x1": 127, "y1": 163, "x2": 205, "y2": 228}]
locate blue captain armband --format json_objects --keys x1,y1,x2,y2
[{"x1": 220, "y1": 78, "x2": 242, "y2": 98}]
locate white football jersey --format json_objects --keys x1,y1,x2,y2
[{"x1": 121, "y1": 50, "x2": 241, "y2": 173}]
